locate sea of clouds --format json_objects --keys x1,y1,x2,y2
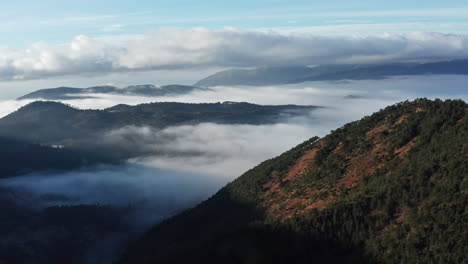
[
  {"x1": 0, "y1": 75, "x2": 466, "y2": 263},
  {"x1": 1, "y1": 75, "x2": 466, "y2": 201}
]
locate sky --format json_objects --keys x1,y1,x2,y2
[
  {"x1": 1, "y1": 2, "x2": 467, "y2": 257},
  {"x1": 2, "y1": 0, "x2": 468, "y2": 47},
  {"x1": 1, "y1": 0, "x2": 468, "y2": 97}
]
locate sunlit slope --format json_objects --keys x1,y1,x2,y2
[{"x1": 119, "y1": 99, "x2": 467, "y2": 264}]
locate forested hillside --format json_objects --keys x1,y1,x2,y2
[
  {"x1": 119, "y1": 99, "x2": 467, "y2": 264},
  {"x1": 0, "y1": 101, "x2": 319, "y2": 143}
]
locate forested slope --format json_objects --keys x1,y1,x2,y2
[{"x1": 119, "y1": 99, "x2": 467, "y2": 264}]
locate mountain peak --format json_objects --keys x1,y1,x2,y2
[{"x1": 17, "y1": 101, "x2": 77, "y2": 112}]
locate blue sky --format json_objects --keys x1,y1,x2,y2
[
  {"x1": 1, "y1": 0, "x2": 468, "y2": 47},
  {"x1": 0, "y1": 0, "x2": 468, "y2": 98}
]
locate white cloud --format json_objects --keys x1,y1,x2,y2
[
  {"x1": 0, "y1": 76, "x2": 465, "y2": 238},
  {"x1": 122, "y1": 123, "x2": 321, "y2": 178},
  {"x1": 0, "y1": 99, "x2": 34, "y2": 118},
  {"x1": 1, "y1": 29, "x2": 468, "y2": 81},
  {"x1": 2, "y1": 75, "x2": 467, "y2": 118},
  {"x1": 261, "y1": 22, "x2": 468, "y2": 36}
]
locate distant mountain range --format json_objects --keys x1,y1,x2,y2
[
  {"x1": 119, "y1": 99, "x2": 467, "y2": 264},
  {"x1": 195, "y1": 59, "x2": 468, "y2": 86},
  {"x1": 17, "y1": 84, "x2": 207, "y2": 100},
  {"x1": 18, "y1": 59, "x2": 468, "y2": 101}
]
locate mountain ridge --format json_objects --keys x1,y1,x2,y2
[
  {"x1": 0, "y1": 101, "x2": 321, "y2": 167},
  {"x1": 17, "y1": 84, "x2": 207, "y2": 100},
  {"x1": 118, "y1": 98, "x2": 467, "y2": 264},
  {"x1": 195, "y1": 59, "x2": 468, "y2": 87},
  {"x1": 1, "y1": 101, "x2": 320, "y2": 142}
]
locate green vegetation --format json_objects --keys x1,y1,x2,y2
[
  {"x1": 119, "y1": 99, "x2": 467, "y2": 264},
  {"x1": 0, "y1": 101, "x2": 318, "y2": 177},
  {"x1": 0, "y1": 101, "x2": 318, "y2": 143}
]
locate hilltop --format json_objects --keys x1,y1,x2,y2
[
  {"x1": 119, "y1": 99, "x2": 467, "y2": 264},
  {"x1": 0, "y1": 101, "x2": 320, "y2": 175},
  {"x1": 0, "y1": 101, "x2": 319, "y2": 143}
]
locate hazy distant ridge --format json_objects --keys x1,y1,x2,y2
[
  {"x1": 17, "y1": 84, "x2": 207, "y2": 100},
  {"x1": 195, "y1": 59, "x2": 468, "y2": 86}
]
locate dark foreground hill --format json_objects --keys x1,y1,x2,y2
[
  {"x1": 195, "y1": 59, "x2": 468, "y2": 86},
  {"x1": 17, "y1": 84, "x2": 207, "y2": 100},
  {"x1": 119, "y1": 99, "x2": 467, "y2": 264}
]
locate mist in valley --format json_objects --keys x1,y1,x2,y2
[
  {"x1": 0, "y1": 75, "x2": 466, "y2": 263},
  {"x1": 1, "y1": 75, "x2": 466, "y2": 210}
]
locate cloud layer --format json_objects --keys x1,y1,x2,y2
[
  {"x1": 1, "y1": 29, "x2": 468, "y2": 81},
  {"x1": 2, "y1": 75, "x2": 467, "y2": 119},
  {"x1": 0, "y1": 76, "x2": 465, "y2": 264}
]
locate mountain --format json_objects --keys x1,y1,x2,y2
[
  {"x1": 0, "y1": 101, "x2": 319, "y2": 143},
  {"x1": 194, "y1": 65, "x2": 316, "y2": 87},
  {"x1": 119, "y1": 99, "x2": 467, "y2": 264},
  {"x1": 17, "y1": 84, "x2": 207, "y2": 100},
  {"x1": 0, "y1": 101, "x2": 320, "y2": 165},
  {"x1": 195, "y1": 59, "x2": 468, "y2": 86}
]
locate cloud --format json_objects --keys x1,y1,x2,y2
[
  {"x1": 1, "y1": 74, "x2": 467, "y2": 119},
  {"x1": 0, "y1": 164, "x2": 222, "y2": 213},
  {"x1": 262, "y1": 22, "x2": 468, "y2": 37},
  {"x1": 0, "y1": 99, "x2": 35, "y2": 118},
  {"x1": 108, "y1": 123, "x2": 320, "y2": 178},
  {"x1": 1, "y1": 29, "x2": 468, "y2": 81},
  {"x1": 0, "y1": 76, "x2": 465, "y2": 263},
  {"x1": 0, "y1": 163, "x2": 226, "y2": 263},
  {"x1": 8, "y1": 73, "x2": 462, "y2": 181}
]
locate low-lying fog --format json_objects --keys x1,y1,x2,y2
[
  {"x1": 0, "y1": 75, "x2": 466, "y2": 263},
  {"x1": 2, "y1": 74, "x2": 467, "y2": 208},
  {"x1": 1, "y1": 164, "x2": 225, "y2": 226}
]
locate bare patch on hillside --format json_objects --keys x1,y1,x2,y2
[
  {"x1": 261, "y1": 112, "x2": 426, "y2": 220},
  {"x1": 366, "y1": 123, "x2": 389, "y2": 139},
  {"x1": 395, "y1": 206, "x2": 411, "y2": 223},
  {"x1": 415, "y1": 107, "x2": 426, "y2": 113},
  {"x1": 394, "y1": 114, "x2": 410, "y2": 126},
  {"x1": 339, "y1": 142, "x2": 388, "y2": 189},
  {"x1": 395, "y1": 138, "x2": 417, "y2": 158},
  {"x1": 284, "y1": 148, "x2": 320, "y2": 181}
]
